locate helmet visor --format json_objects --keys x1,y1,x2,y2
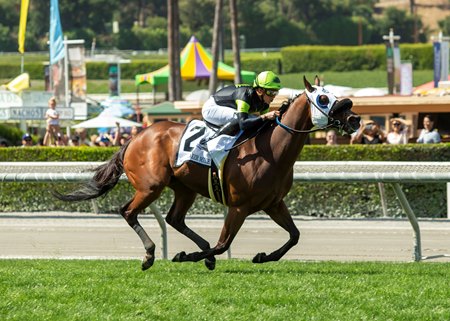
[{"x1": 264, "y1": 89, "x2": 279, "y2": 97}]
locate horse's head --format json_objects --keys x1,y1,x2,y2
[{"x1": 303, "y1": 76, "x2": 360, "y2": 135}]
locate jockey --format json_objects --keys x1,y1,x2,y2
[{"x1": 200, "y1": 70, "x2": 282, "y2": 143}]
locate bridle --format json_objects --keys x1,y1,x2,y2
[
  {"x1": 275, "y1": 91, "x2": 344, "y2": 134},
  {"x1": 226, "y1": 90, "x2": 348, "y2": 151}
]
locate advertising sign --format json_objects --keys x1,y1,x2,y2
[
  {"x1": 385, "y1": 43, "x2": 394, "y2": 95},
  {"x1": 108, "y1": 63, "x2": 119, "y2": 96},
  {"x1": 393, "y1": 44, "x2": 401, "y2": 94},
  {"x1": 400, "y1": 62, "x2": 413, "y2": 95},
  {"x1": 68, "y1": 45, "x2": 87, "y2": 102},
  {"x1": 434, "y1": 41, "x2": 442, "y2": 88}
]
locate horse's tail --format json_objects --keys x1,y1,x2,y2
[{"x1": 53, "y1": 139, "x2": 132, "y2": 202}]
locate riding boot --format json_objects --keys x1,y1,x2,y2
[{"x1": 198, "y1": 119, "x2": 240, "y2": 148}]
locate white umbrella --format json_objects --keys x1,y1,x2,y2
[
  {"x1": 352, "y1": 87, "x2": 388, "y2": 97},
  {"x1": 99, "y1": 96, "x2": 134, "y2": 117},
  {"x1": 185, "y1": 89, "x2": 210, "y2": 103},
  {"x1": 72, "y1": 115, "x2": 143, "y2": 129}
]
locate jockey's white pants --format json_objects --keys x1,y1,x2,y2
[
  {"x1": 202, "y1": 96, "x2": 257, "y2": 127},
  {"x1": 201, "y1": 97, "x2": 236, "y2": 127}
]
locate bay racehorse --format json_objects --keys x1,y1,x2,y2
[{"x1": 54, "y1": 76, "x2": 360, "y2": 270}]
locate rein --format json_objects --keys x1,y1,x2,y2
[{"x1": 275, "y1": 93, "x2": 342, "y2": 134}]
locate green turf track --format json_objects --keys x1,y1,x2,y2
[{"x1": 1, "y1": 259, "x2": 449, "y2": 321}]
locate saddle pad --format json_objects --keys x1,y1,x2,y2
[{"x1": 174, "y1": 119, "x2": 241, "y2": 169}]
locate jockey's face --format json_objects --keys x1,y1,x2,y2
[{"x1": 256, "y1": 88, "x2": 276, "y2": 104}]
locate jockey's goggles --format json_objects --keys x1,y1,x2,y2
[{"x1": 264, "y1": 89, "x2": 279, "y2": 97}]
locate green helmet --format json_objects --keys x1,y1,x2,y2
[{"x1": 253, "y1": 71, "x2": 282, "y2": 90}]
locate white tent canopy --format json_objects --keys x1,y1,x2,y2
[{"x1": 72, "y1": 115, "x2": 142, "y2": 129}]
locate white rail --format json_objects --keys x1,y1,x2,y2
[{"x1": 2, "y1": 161, "x2": 450, "y2": 262}]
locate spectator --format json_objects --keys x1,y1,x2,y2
[
  {"x1": 325, "y1": 129, "x2": 338, "y2": 146},
  {"x1": 386, "y1": 118, "x2": 409, "y2": 145},
  {"x1": 21, "y1": 133, "x2": 33, "y2": 147},
  {"x1": 130, "y1": 125, "x2": 141, "y2": 139},
  {"x1": 96, "y1": 134, "x2": 111, "y2": 147},
  {"x1": 119, "y1": 133, "x2": 130, "y2": 146},
  {"x1": 75, "y1": 128, "x2": 91, "y2": 146},
  {"x1": 417, "y1": 115, "x2": 441, "y2": 144},
  {"x1": 43, "y1": 96, "x2": 61, "y2": 146},
  {"x1": 351, "y1": 120, "x2": 385, "y2": 145},
  {"x1": 69, "y1": 135, "x2": 81, "y2": 146},
  {"x1": 0, "y1": 140, "x2": 9, "y2": 147}
]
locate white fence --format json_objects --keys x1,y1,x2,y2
[{"x1": 2, "y1": 161, "x2": 450, "y2": 262}]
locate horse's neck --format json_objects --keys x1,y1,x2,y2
[{"x1": 271, "y1": 95, "x2": 312, "y2": 167}]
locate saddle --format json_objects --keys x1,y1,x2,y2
[{"x1": 174, "y1": 119, "x2": 243, "y2": 205}]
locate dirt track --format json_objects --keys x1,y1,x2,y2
[{"x1": 1, "y1": 212, "x2": 450, "y2": 263}]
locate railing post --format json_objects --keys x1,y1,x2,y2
[
  {"x1": 392, "y1": 183, "x2": 422, "y2": 262},
  {"x1": 377, "y1": 182, "x2": 389, "y2": 217},
  {"x1": 149, "y1": 203, "x2": 168, "y2": 260},
  {"x1": 447, "y1": 182, "x2": 450, "y2": 219}
]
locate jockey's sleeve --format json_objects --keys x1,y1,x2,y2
[
  {"x1": 260, "y1": 107, "x2": 270, "y2": 114},
  {"x1": 237, "y1": 112, "x2": 264, "y2": 131},
  {"x1": 235, "y1": 99, "x2": 263, "y2": 130}
]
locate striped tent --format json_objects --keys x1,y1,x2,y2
[{"x1": 135, "y1": 36, "x2": 256, "y2": 86}]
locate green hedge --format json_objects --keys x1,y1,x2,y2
[
  {"x1": 0, "y1": 57, "x2": 279, "y2": 80},
  {"x1": 0, "y1": 144, "x2": 448, "y2": 218},
  {"x1": 0, "y1": 44, "x2": 433, "y2": 80},
  {"x1": 281, "y1": 44, "x2": 433, "y2": 73}
]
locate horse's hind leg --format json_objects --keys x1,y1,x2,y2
[
  {"x1": 121, "y1": 188, "x2": 164, "y2": 270},
  {"x1": 166, "y1": 183, "x2": 216, "y2": 270},
  {"x1": 253, "y1": 200, "x2": 300, "y2": 263}
]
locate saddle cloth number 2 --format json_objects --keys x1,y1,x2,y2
[{"x1": 183, "y1": 126, "x2": 206, "y2": 152}]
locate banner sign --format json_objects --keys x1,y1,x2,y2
[
  {"x1": 441, "y1": 41, "x2": 449, "y2": 83},
  {"x1": 108, "y1": 63, "x2": 119, "y2": 96},
  {"x1": 0, "y1": 91, "x2": 22, "y2": 108},
  {"x1": 393, "y1": 44, "x2": 401, "y2": 94},
  {"x1": 400, "y1": 62, "x2": 413, "y2": 95},
  {"x1": 0, "y1": 107, "x2": 73, "y2": 121},
  {"x1": 68, "y1": 45, "x2": 87, "y2": 103},
  {"x1": 385, "y1": 43, "x2": 394, "y2": 95},
  {"x1": 0, "y1": 91, "x2": 74, "y2": 120},
  {"x1": 434, "y1": 41, "x2": 442, "y2": 88},
  {"x1": 51, "y1": 59, "x2": 66, "y2": 104},
  {"x1": 68, "y1": 44, "x2": 88, "y2": 119}
]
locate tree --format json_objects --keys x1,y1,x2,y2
[
  {"x1": 373, "y1": 7, "x2": 427, "y2": 44},
  {"x1": 209, "y1": 0, "x2": 223, "y2": 95},
  {"x1": 168, "y1": 0, "x2": 182, "y2": 101},
  {"x1": 229, "y1": 0, "x2": 241, "y2": 84}
]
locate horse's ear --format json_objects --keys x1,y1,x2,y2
[
  {"x1": 314, "y1": 75, "x2": 320, "y2": 86},
  {"x1": 303, "y1": 76, "x2": 315, "y2": 93}
]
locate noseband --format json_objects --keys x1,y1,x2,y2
[{"x1": 275, "y1": 92, "x2": 344, "y2": 134}]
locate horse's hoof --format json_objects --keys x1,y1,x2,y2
[
  {"x1": 252, "y1": 252, "x2": 267, "y2": 264},
  {"x1": 205, "y1": 256, "x2": 216, "y2": 270},
  {"x1": 172, "y1": 251, "x2": 187, "y2": 262},
  {"x1": 141, "y1": 254, "x2": 155, "y2": 271}
]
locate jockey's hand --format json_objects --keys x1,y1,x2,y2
[{"x1": 261, "y1": 110, "x2": 280, "y2": 121}]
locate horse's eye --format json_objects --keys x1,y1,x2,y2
[{"x1": 318, "y1": 95, "x2": 329, "y2": 107}]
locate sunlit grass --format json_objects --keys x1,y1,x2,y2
[{"x1": 0, "y1": 259, "x2": 449, "y2": 321}]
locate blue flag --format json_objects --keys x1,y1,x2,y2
[{"x1": 49, "y1": 0, "x2": 65, "y2": 64}]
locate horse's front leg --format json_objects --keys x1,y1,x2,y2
[
  {"x1": 253, "y1": 200, "x2": 300, "y2": 263},
  {"x1": 166, "y1": 185, "x2": 216, "y2": 270},
  {"x1": 173, "y1": 207, "x2": 247, "y2": 265}
]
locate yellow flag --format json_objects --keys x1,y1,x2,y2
[{"x1": 18, "y1": 0, "x2": 29, "y2": 54}]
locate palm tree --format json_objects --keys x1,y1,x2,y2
[
  {"x1": 209, "y1": 0, "x2": 223, "y2": 95},
  {"x1": 229, "y1": 0, "x2": 242, "y2": 84},
  {"x1": 168, "y1": 0, "x2": 182, "y2": 101}
]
